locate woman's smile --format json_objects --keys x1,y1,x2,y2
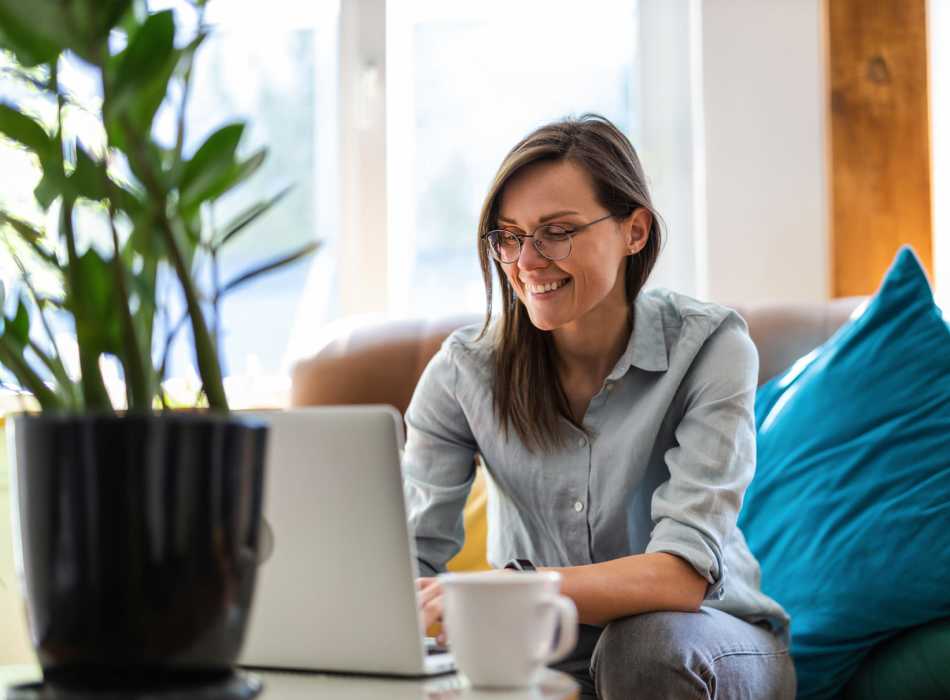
[{"x1": 522, "y1": 276, "x2": 572, "y2": 298}]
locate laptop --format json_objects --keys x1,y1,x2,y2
[{"x1": 238, "y1": 406, "x2": 455, "y2": 677}]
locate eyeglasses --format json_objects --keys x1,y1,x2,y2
[{"x1": 482, "y1": 213, "x2": 614, "y2": 264}]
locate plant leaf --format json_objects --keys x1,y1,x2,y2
[
  {"x1": 111, "y1": 10, "x2": 175, "y2": 99},
  {"x1": 183, "y1": 148, "x2": 267, "y2": 215},
  {"x1": 0, "y1": 103, "x2": 53, "y2": 159},
  {"x1": 9, "y1": 297, "x2": 30, "y2": 348},
  {"x1": 70, "y1": 248, "x2": 124, "y2": 356},
  {"x1": 213, "y1": 185, "x2": 293, "y2": 250},
  {"x1": 0, "y1": 3, "x2": 63, "y2": 67},
  {"x1": 0, "y1": 0, "x2": 116, "y2": 65},
  {"x1": 178, "y1": 122, "x2": 245, "y2": 207},
  {"x1": 33, "y1": 171, "x2": 61, "y2": 210},
  {"x1": 218, "y1": 240, "x2": 320, "y2": 298},
  {"x1": 72, "y1": 144, "x2": 109, "y2": 201},
  {"x1": 105, "y1": 10, "x2": 179, "y2": 151},
  {"x1": 80, "y1": 0, "x2": 134, "y2": 43},
  {"x1": 0, "y1": 212, "x2": 59, "y2": 266}
]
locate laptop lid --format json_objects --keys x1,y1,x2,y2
[{"x1": 238, "y1": 406, "x2": 443, "y2": 676}]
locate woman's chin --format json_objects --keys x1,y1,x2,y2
[{"x1": 526, "y1": 308, "x2": 569, "y2": 332}]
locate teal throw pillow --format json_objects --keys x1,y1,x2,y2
[{"x1": 737, "y1": 247, "x2": 950, "y2": 700}]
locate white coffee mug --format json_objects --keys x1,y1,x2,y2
[{"x1": 439, "y1": 571, "x2": 578, "y2": 688}]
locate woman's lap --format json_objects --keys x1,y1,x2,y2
[{"x1": 552, "y1": 607, "x2": 795, "y2": 700}]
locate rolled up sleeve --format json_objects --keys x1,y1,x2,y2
[
  {"x1": 403, "y1": 340, "x2": 478, "y2": 577},
  {"x1": 645, "y1": 316, "x2": 759, "y2": 600}
]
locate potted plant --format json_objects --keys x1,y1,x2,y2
[{"x1": 0, "y1": 0, "x2": 316, "y2": 692}]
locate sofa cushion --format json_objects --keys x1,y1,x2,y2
[
  {"x1": 843, "y1": 617, "x2": 950, "y2": 700},
  {"x1": 737, "y1": 247, "x2": 950, "y2": 699}
]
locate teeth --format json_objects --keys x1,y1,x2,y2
[{"x1": 527, "y1": 279, "x2": 568, "y2": 293}]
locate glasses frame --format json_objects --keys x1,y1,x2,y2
[{"x1": 481, "y1": 213, "x2": 615, "y2": 264}]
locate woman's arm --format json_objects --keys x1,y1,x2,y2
[
  {"x1": 543, "y1": 552, "x2": 707, "y2": 626},
  {"x1": 404, "y1": 340, "x2": 479, "y2": 576},
  {"x1": 549, "y1": 316, "x2": 759, "y2": 626}
]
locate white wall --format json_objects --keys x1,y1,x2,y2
[{"x1": 699, "y1": 0, "x2": 828, "y2": 304}]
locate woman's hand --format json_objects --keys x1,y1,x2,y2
[{"x1": 416, "y1": 577, "x2": 446, "y2": 644}]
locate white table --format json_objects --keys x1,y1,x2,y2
[{"x1": 1, "y1": 665, "x2": 579, "y2": 700}]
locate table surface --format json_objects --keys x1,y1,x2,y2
[{"x1": 0, "y1": 665, "x2": 579, "y2": 700}]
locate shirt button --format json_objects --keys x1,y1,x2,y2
[
  {"x1": 605, "y1": 382, "x2": 614, "y2": 392},
  {"x1": 573, "y1": 500, "x2": 584, "y2": 513},
  {"x1": 577, "y1": 437, "x2": 587, "y2": 447}
]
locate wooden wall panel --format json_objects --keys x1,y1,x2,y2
[{"x1": 826, "y1": 0, "x2": 934, "y2": 296}]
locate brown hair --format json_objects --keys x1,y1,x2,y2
[{"x1": 477, "y1": 114, "x2": 662, "y2": 453}]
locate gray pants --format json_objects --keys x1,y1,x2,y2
[{"x1": 552, "y1": 607, "x2": 796, "y2": 699}]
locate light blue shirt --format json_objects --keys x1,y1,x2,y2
[{"x1": 403, "y1": 288, "x2": 790, "y2": 633}]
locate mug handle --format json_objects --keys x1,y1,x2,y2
[{"x1": 535, "y1": 594, "x2": 578, "y2": 665}]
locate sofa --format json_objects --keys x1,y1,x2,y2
[
  {"x1": 290, "y1": 298, "x2": 864, "y2": 573},
  {"x1": 291, "y1": 292, "x2": 950, "y2": 700}
]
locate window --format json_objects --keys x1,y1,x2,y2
[
  {"x1": 386, "y1": 0, "x2": 642, "y2": 318},
  {"x1": 1, "y1": 0, "x2": 700, "y2": 403}
]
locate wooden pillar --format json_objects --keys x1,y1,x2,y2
[{"x1": 826, "y1": 0, "x2": 934, "y2": 296}]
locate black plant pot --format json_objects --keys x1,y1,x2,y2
[{"x1": 8, "y1": 413, "x2": 268, "y2": 692}]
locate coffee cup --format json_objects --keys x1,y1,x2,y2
[{"x1": 439, "y1": 571, "x2": 578, "y2": 688}]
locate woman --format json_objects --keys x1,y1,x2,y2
[{"x1": 405, "y1": 114, "x2": 795, "y2": 699}]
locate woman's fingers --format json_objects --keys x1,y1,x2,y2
[
  {"x1": 416, "y1": 577, "x2": 442, "y2": 608},
  {"x1": 416, "y1": 577, "x2": 445, "y2": 636},
  {"x1": 422, "y1": 592, "x2": 444, "y2": 629}
]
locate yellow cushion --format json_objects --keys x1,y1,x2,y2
[{"x1": 445, "y1": 465, "x2": 490, "y2": 572}]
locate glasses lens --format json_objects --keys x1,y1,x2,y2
[
  {"x1": 535, "y1": 225, "x2": 572, "y2": 261},
  {"x1": 488, "y1": 230, "x2": 521, "y2": 262}
]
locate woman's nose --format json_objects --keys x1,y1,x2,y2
[{"x1": 517, "y1": 238, "x2": 548, "y2": 271}]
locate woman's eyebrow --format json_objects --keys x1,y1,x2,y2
[{"x1": 497, "y1": 210, "x2": 581, "y2": 225}]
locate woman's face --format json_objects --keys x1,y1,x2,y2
[{"x1": 496, "y1": 159, "x2": 649, "y2": 332}]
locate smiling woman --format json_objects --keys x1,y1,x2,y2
[
  {"x1": 478, "y1": 123, "x2": 661, "y2": 450},
  {"x1": 404, "y1": 114, "x2": 796, "y2": 699}
]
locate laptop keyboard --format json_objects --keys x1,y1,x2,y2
[{"x1": 424, "y1": 637, "x2": 449, "y2": 655}]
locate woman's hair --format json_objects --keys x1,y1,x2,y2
[{"x1": 477, "y1": 113, "x2": 662, "y2": 453}]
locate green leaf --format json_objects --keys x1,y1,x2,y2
[
  {"x1": 213, "y1": 185, "x2": 294, "y2": 249},
  {"x1": 9, "y1": 297, "x2": 30, "y2": 348},
  {"x1": 218, "y1": 240, "x2": 320, "y2": 298},
  {"x1": 105, "y1": 10, "x2": 179, "y2": 150},
  {"x1": 183, "y1": 148, "x2": 267, "y2": 214},
  {"x1": 0, "y1": 103, "x2": 53, "y2": 159},
  {"x1": 70, "y1": 248, "x2": 124, "y2": 356},
  {"x1": 112, "y1": 10, "x2": 175, "y2": 97},
  {"x1": 81, "y1": 0, "x2": 134, "y2": 43},
  {"x1": 0, "y1": 0, "x2": 109, "y2": 66},
  {"x1": 0, "y1": 5, "x2": 62, "y2": 67},
  {"x1": 72, "y1": 144, "x2": 109, "y2": 201},
  {"x1": 0, "y1": 212, "x2": 59, "y2": 266},
  {"x1": 127, "y1": 215, "x2": 163, "y2": 260},
  {"x1": 0, "y1": 339, "x2": 62, "y2": 410},
  {"x1": 179, "y1": 122, "x2": 245, "y2": 206},
  {"x1": 33, "y1": 171, "x2": 61, "y2": 210},
  {"x1": 108, "y1": 179, "x2": 145, "y2": 218}
]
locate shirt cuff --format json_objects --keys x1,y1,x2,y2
[
  {"x1": 645, "y1": 519, "x2": 726, "y2": 600},
  {"x1": 415, "y1": 557, "x2": 440, "y2": 578}
]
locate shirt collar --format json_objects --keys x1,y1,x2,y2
[{"x1": 607, "y1": 291, "x2": 669, "y2": 380}]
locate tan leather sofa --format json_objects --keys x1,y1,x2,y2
[{"x1": 290, "y1": 297, "x2": 864, "y2": 571}]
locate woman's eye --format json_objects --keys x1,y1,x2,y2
[{"x1": 542, "y1": 226, "x2": 572, "y2": 239}]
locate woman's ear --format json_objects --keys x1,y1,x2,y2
[{"x1": 623, "y1": 208, "x2": 652, "y2": 255}]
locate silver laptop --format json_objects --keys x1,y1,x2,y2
[{"x1": 238, "y1": 406, "x2": 455, "y2": 677}]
